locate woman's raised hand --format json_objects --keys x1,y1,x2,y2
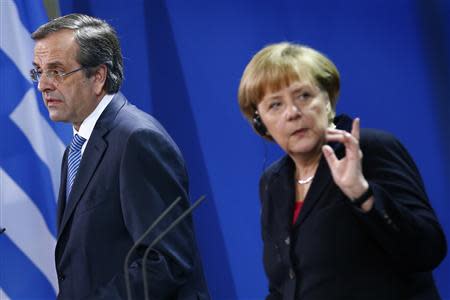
[{"x1": 322, "y1": 118, "x2": 372, "y2": 210}]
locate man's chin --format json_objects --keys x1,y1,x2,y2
[{"x1": 48, "y1": 113, "x2": 67, "y2": 123}]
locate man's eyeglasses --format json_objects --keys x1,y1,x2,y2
[{"x1": 29, "y1": 67, "x2": 85, "y2": 83}]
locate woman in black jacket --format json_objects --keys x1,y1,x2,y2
[{"x1": 238, "y1": 42, "x2": 447, "y2": 300}]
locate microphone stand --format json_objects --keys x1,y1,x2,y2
[
  {"x1": 142, "y1": 195, "x2": 206, "y2": 300},
  {"x1": 123, "y1": 196, "x2": 182, "y2": 300}
]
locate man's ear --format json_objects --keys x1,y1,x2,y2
[{"x1": 93, "y1": 64, "x2": 107, "y2": 95}]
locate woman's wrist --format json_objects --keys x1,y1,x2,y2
[
  {"x1": 348, "y1": 180, "x2": 374, "y2": 212},
  {"x1": 346, "y1": 178, "x2": 369, "y2": 200}
]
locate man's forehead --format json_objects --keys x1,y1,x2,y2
[
  {"x1": 35, "y1": 30, "x2": 76, "y2": 50},
  {"x1": 33, "y1": 30, "x2": 78, "y2": 65}
]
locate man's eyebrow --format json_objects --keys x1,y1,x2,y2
[
  {"x1": 47, "y1": 61, "x2": 64, "y2": 69},
  {"x1": 32, "y1": 61, "x2": 65, "y2": 69}
]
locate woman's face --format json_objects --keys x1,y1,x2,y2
[{"x1": 257, "y1": 80, "x2": 331, "y2": 158}]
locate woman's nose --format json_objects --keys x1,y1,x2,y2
[{"x1": 285, "y1": 103, "x2": 301, "y2": 120}]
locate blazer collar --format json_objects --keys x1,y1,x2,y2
[
  {"x1": 266, "y1": 155, "x2": 334, "y2": 230},
  {"x1": 56, "y1": 148, "x2": 69, "y2": 234},
  {"x1": 266, "y1": 114, "x2": 353, "y2": 229},
  {"x1": 294, "y1": 114, "x2": 353, "y2": 226},
  {"x1": 293, "y1": 155, "x2": 332, "y2": 227},
  {"x1": 265, "y1": 156, "x2": 296, "y2": 233},
  {"x1": 57, "y1": 93, "x2": 127, "y2": 239}
]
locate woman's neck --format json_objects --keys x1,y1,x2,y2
[{"x1": 291, "y1": 148, "x2": 322, "y2": 179}]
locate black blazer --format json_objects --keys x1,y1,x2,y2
[
  {"x1": 260, "y1": 115, "x2": 447, "y2": 300},
  {"x1": 55, "y1": 93, "x2": 210, "y2": 299}
]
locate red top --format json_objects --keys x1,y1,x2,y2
[{"x1": 293, "y1": 201, "x2": 304, "y2": 224}]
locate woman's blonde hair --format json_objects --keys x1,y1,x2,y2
[{"x1": 238, "y1": 42, "x2": 340, "y2": 123}]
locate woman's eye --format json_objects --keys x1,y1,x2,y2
[
  {"x1": 296, "y1": 92, "x2": 311, "y2": 100},
  {"x1": 268, "y1": 102, "x2": 281, "y2": 110}
]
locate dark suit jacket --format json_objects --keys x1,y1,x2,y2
[
  {"x1": 55, "y1": 93, "x2": 209, "y2": 300},
  {"x1": 260, "y1": 115, "x2": 447, "y2": 300}
]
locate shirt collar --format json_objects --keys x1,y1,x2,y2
[{"x1": 73, "y1": 93, "x2": 115, "y2": 140}]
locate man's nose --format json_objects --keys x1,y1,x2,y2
[{"x1": 37, "y1": 74, "x2": 55, "y2": 92}]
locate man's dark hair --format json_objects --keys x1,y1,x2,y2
[{"x1": 32, "y1": 13, "x2": 124, "y2": 94}]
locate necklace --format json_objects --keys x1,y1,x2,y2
[{"x1": 297, "y1": 175, "x2": 314, "y2": 185}]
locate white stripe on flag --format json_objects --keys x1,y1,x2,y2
[
  {"x1": 10, "y1": 88, "x2": 66, "y2": 200},
  {"x1": 0, "y1": 288, "x2": 12, "y2": 300},
  {"x1": 0, "y1": 0, "x2": 34, "y2": 83},
  {"x1": 0, "y1": 168, "x2": 58, "y2": 293}
]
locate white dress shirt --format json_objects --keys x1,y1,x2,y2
[{"x1": 73, "y1": 93, "x2": 115, "y2": 155}]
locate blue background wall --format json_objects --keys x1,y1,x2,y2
[
  {"x1": 59, "y1": 0, "x2": 450, "y2": 299},
  {"x1": 3, "y1": 0, "x2": 448, "y2": 299}
]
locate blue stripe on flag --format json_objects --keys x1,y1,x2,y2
[
  {"x1": 0, "y1": 237, "x2": 56, "y2": 299},
  {"x1": 1, "y1": 0, "x2": 66, "y2": 297},
  {"x1": 0, "y1": 50, "x2": 30, "y2": 115},
  {"x1": 10, "y1": 0, "x2": 48, "y2": 35},
  {"x1": 1, "y1": 51, "x2": 57, "y2": 234},
  {"x1": 0, "y1": 127, "x2": 57, "y2": 234}
]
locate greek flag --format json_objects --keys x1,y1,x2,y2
[{"x1": 0, "y1": 0, "x2": 70, "y2": 298}]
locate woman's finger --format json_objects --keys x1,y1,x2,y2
[
  {"x1": 325, "y1": 132, "x2": 361, "y2": 158},
  {"x1": 322, "y1": 145, "x2": 338, "y2": 170},
  {"x1": 351, "y1": 118, "x2": 360, "y2": 140},
  {"x1": 325, "y1": 131, "x2": 358, "y2": 146}
]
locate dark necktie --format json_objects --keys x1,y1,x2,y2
[{"x1": 66, "y1": 134, "x2": 86, "y2": 200}]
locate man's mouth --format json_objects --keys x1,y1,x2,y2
[{"x1": 46, "y1": 98, "x2": 62, "y2": 107}]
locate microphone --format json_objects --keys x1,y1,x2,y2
[
  {"x1": 142, "y1": 195, "x2": 206, "y2": 300},
  {"x1": 0, "y1": 228, "x2": 5, "y2": 234},
  {"x1": 124, "y1": 196, "x2": 183, "y2": 300}
]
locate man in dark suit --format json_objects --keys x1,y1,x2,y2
[{"x1": 31, "y1": 14, "x2": 210, "y2": 299}]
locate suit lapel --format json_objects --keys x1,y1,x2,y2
[
  {"x1": 268, "y1": 154, "x2": 336, "y2": 230},
  {"x1": 58, "y1": 134, "x2": 107, "y2": 239},
  {"x1": 294, "y1": 139, "x2": 348, "y2": 228},
  {"x1": 293, "y1": 115, "x2": 353, "y2": 227},
  {"x1": 293, "y1": 156, "x2": 333, "y2": 228},
  {"x1": 265, "y1": 115, "x2": 353, "y2": 231},
  {"x1": 266, "y1": 157, "x2": 295, "y2": 234},
  {"x1": 57, "y1": 93, "x2": 127, "y2": 239},
  {"x1": 57, "y1": 148, "x2": 69, "y2": 234}
]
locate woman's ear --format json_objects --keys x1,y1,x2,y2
[
  {"x1": 326, "y1": 101, "x2": 335, "y2": 125},
  {"x1": 252, "y1": 110, "x2": 269, "y2": 137}
]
